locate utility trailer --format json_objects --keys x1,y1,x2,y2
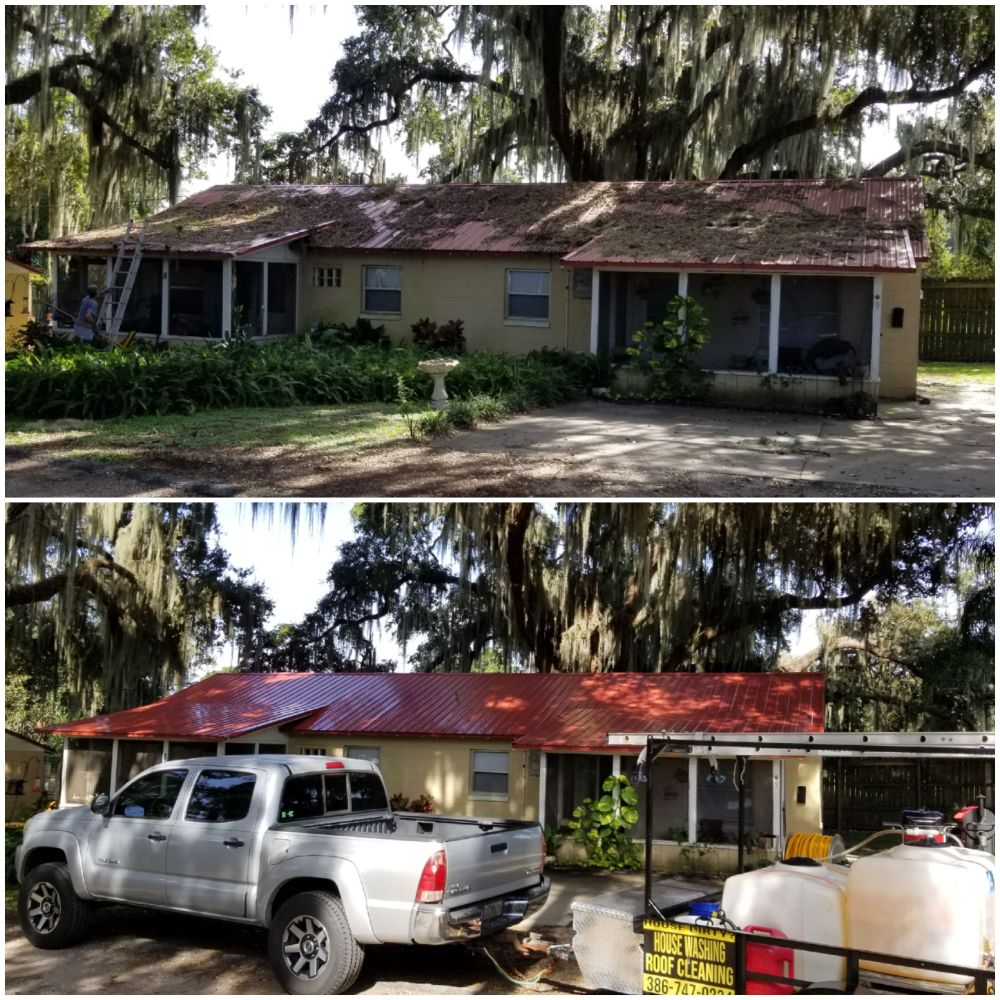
[{"x1": 576, "y1": 730, "x2": 996, "y2": 995}]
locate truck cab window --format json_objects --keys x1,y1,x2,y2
[
  {"x1": 325, "y1": 774, "x2": 348, "y2": 813},
  {"x1": 185, "y1": 769, "x2": 257, "y2": 823},
  {"x1": 113, "y1": 768, "x2": 188, "y2": 820},
  {"x1": 279, "y1": 774, "x2": 325, "y2": 822},
  {"x1": 349, "y1": 772, "x2": 388, "y2": 812}
]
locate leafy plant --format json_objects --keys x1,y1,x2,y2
[
  {"x1": 410, "y1": 316, "x2": 467, "y2": 354},
  {"x1": 543, "y1": 824, "x2": 567, "y2": 856},
  {"x1": 678, "y1": 841, "x2": 718, "y2": 876},
  {"x1": 625, "y1": 295, "x2": 713, "y2": 401},
  {"x1": 389, "y1": 792, "x2": 435, "y2": 813},
  {"x1": 566, "y1": 773, "x2": 642, "y2": 871}
]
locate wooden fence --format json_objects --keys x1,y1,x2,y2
[
  {"x1": 919, "y1": 281, "x2": 995, "y2": 362},
  {"x1": 822, "y1": 757, "x2": 994, "y2": 833}
]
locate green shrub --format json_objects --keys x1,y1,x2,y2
[
  {"x1": 6, "y1": 339, "x2": 605, "y2": 421},
  {"x1": 566, "y1": 774, "x2": 643, "y2": 871},
  {"x1": 410, "y1": 317, "x2": 467, "y2": 355},
  {"x1": 626, "y1": 295, "x2": 713, "y2": 402}
]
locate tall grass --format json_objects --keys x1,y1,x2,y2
[{"x1": 5, "y1": 340, "x2": 608, "y2": 420}]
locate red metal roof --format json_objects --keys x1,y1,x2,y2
[
  {"x1": 46, "y1": 672, "x2": 824, "y2": 751},
  {"x1": 23, "y1": 179, "x2": 925, "y2": 273}
]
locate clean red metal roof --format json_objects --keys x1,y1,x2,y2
[
  {"x1": 23, "y1": 180, "x2": 924, "y2": 272},
  {"x1": 46, "y1": 672, "x2": 824, "y2": 751}
]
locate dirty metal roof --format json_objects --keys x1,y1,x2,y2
[
  {"x1": 45, "y1": 672, "x2": 824, "y2": 752},
  {"x1": 23, "y1": 179, "x2": 925, "y2": 272}
]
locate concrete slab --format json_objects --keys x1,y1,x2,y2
[{"x1": 433, "y1": 380, "x2": 994, "y2": 497}]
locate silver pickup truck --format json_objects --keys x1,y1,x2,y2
[{"x1": 15, "y1": 755, "x2": 550, "y2": 994}]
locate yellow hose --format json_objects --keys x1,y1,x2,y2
[{"x1": 784, "y1": 832, "x2": 844, "y2": 860}]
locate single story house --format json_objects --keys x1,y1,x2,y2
[
  {"x1": 5, "y1": 728, "x2": 51, "y2": 821},
  {"x1": 5, "y1": 256, "x2": 42, "y2": 351},
  {"x1": 22, "y1": 179, "x2": 926, "y2": 409},
  {"x1": 42, "y1": 671, "x2": 825, "y2": 871}
]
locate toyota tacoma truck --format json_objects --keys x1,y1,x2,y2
[{"x1": 15, "y1": 755, "x2": 550, "y2": 994}]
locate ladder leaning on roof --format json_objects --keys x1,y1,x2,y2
[{"x1": 98, "y1": 219, "x2": 147, "y2": 343}]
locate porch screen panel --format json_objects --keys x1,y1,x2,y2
[
  {"x1": 167, "y1": 740, "x2": 218, "y2": 760},
  {"x1": 116, "y1": 740, "x2": 163, "y2": 788},
  {"x1": 234, "y1": 261, "x2": 263, "y2": 336},
  {"x1": 633, "y1": 756, "x2": 690, "y2": 841},
  {"x1": 65, "y1": 738, "x2": 113, "y2": 804},
  {"x1": 695, "y1": 758, "x2": 773, "y2": 845},
  {"x1": 688, "y1": 273, "x2": 770, "y2": 371},
  {"x1": 119, "y1": 258, "x2": 163, "y2": 334},
  {"x1": 778, "y1": 276, "x2": 872, "y2": 376},
  {"x1": 57, "y1": 257, "x2": 107, "y2": 326},
  {"x1": 168, "y1": 260, "x2": 223, "y2": 337},
  {"x1": 267, "y1": 263, "x2": 296, "y2": 334}
]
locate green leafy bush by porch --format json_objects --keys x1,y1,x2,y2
[
  {"x1": 626, "y1": 294, "x2": 714, "y2": 401},
  {"x1": 566, "y1": 773, "x2": 643, "y2": 871},
  {"x1": 5, "y1": 340, "x2": 609, "y2": 421}
]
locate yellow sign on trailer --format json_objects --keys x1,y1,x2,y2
[{"x1": 642, "y1": 919, "x2": 737, "y2": 995}]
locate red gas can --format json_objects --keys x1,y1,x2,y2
[{"x1": 743, "y1": 925, "x2": 795, "y2": 995}]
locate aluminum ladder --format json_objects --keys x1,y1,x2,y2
[{"x1": 99, "y1": 219, "x2": 147, "y2": 342}]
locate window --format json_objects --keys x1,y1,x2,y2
[
  {"x1": 471, "y1": 750, "x2": 510, "y2": 799},
  {"x1": 185, "y1": 769, "x2": 257, "y2": 823},
  {"x1": 224, "y1": 742, "x2": 255, "y2": 755},
  {"x1": 312, "y1": 266, "x2": 341, "y2": 288},
  {"x1": 363, "y1": 266, "x2": 401, "y2": 314},
  {"x1": 300, "y1": 747, "x2": 326, "y2": 756},
  {"x1": 278, "y1": 772, "x2": 351, "y2": 823},
  {"x1": 167, "y1": 740, "x2": 217, "y2": 761},
  {"x1": 572, "y1": 269, "x2": 593, "y2": 300},
  {"x1": 506, "y1": 270, "x2": 550, "y2": 322},
  {"x1": 349, "y1": 771, "x2": 389, "y2": 812},
  {"x1": 113, "y1": 768, "x2": 188, "y2": 820},
  {"x1": 346, "y1": 746, "x2": 381, "y2": 765},
  {"x1": 258, "y1": 743, "x2": 287, "y2": 755}
]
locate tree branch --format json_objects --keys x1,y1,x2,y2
[
  {"x1": 720, "y1": 50, "x2": 995, "y2": 178},
  {"x1": 864, "y1": 139, "x2": 995, "y2": 177}
]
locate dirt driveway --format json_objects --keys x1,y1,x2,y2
[
  {"x1": 6, "y1": 378, "x2": 993, "y2": 499},
  {"x1": 5, "y1": 870, "x2": 652, "y2": 995}
]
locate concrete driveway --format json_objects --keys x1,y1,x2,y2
[{"x1": 438, "y1": 378, "x2": 994, "y2": 498}]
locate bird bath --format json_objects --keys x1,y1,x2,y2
[{"x1": 417, "y1": 358, "x2": 461, "y2": 409}]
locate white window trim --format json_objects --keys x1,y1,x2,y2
[
  {"x1": 346, "y1": 746, "x2": 382, "y2": 764},
  {"x1": 312, "y1": 266, "x2": 341, "y2": 289},
  {"x1": 361, "y1": 265, "x2": 402, "y2": 316},
  {"x1": 470, "y1": 749, "x2": 511, "y2": 801},
  {"x1": 504, "y1": 268, "x2": 551, "y2": 327}
]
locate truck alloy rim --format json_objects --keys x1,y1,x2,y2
[
  {"x1": 26, "y1": 881, "x2": 62, "y2": 933},
  {"x1": 281, "y1": 915, "x2": 330, "y2": 980}
]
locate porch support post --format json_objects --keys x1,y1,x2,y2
[
  {"x1": 261, "y1": 261, "x2": 269, "y2": 337},
  {"x1": 59, "y1": 741, "x2": 70, "y2": 807},
  {"x1": 612, "y1": 754, "x2": 621, "y2": 779},
  {"x1": 768, "y1": 273, "x2": 782, "y2": 372},
  {"x1": 51, "y1": 257, "x2": 59, "y2": 325},
  {"x1": 221, "y1": 258, "x2": 233, "y2": 339},
  {"x1": 772, "y1": 760, "x2": 783, "y2": 854},
  {"x1": 678, "y1": 271, "x2": 689, "y2": 298},
  {"x1": 687, "y1": 755, "x2": 698, "y2": 844},
  {"x1": 556, "y1": 755, "x2": 565, "y2": 825},
  {"x1": 589, "y1": 268, "x2": 601, "y2": 353},
  {"x1": 160, "y1": 260, "x2": 170, "y2": 339},
  {"x1": 538, "y1": 751, "x2": 548, "y2": 829},
  {"x1": 870, "y1": 275, "x2": 883, "y2": 381},
  {"x1": 110, "y1": 738, "x2": 120, "y2": 795}
]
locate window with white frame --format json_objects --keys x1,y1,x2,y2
[
  {"x1": 471, "y1": 750, "x2": 510, "y2": 799},
  {"x1": 299, "y1": 747, "x2": 326, "y2": 756},
  {"x1": 312, "y1": 266, "x2": 341, "y2": 288},
  {"x1": 362, "y1": 265, "x2": 402, "y2": 313},
  {"x1": 506, "y1": 269, "x2": 550, "y2": 322},
  {"x1": 346, "y1": 746, "x2": 381, "y2": 765}
]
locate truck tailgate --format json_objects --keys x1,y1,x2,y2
[{"x1": 441, "y1": 821, "x2": 543, "y2": 906}]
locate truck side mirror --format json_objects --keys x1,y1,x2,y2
[{"x1": 91, "y1": 793, "x2": 112, "y2": 816}]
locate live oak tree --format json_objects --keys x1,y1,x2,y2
[
  {"x1": 4, "y1": 502, "x2": 273, "y2": 729},
  {"x1": 276, "y1": 503, "x2": 994, "y2": 694},
  {"x1": 288, "y1": 6, "x2": 993, "y2": 197},
  {"x1": 5, "y1": 5, "x2": 269, "y2": 241}
]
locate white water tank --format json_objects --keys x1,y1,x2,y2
[
  {"x1": 721, "y1": 858, "x2": 848, "y2": 984},
  {"x1": 846, "y1": 843, "x2": 996, "y2": 985}
]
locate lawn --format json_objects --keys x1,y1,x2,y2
[
  {"x1": 5, "y1": 403, "x2": 410, "y2": 462},
  {"x1": 918, "y1": 361, "x2": 995, "y2": 386}
]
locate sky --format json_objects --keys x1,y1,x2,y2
[{"x1": 189, "y1": 3, "x2": 918, "y2": 195}]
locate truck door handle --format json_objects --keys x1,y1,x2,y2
[
  {"x1": 223, "y1": 838, "x2": 245, "y2": 848},
  {"x1": 491, "y1": 842, "x2": 508, "y2": 854},
  {"x1": 147, "y1": 832, "x2": 167, "y2": 842}
]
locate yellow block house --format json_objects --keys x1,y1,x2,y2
[
  {"x1": 43, "y1": 671, "x2": 826, "y2": 870},
  {"x1": 5, "y1": 256, "x2": 41, "y2": 351},
  {"x1": 22, "y1": 179, "x2": 927, "y2": 408}
]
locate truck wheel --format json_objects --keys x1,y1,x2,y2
[
  {"x1": 269, "y1": 891, "x2": 364, "y2": 995},
  {"x1": 18, "y1": 862, "x2": 92, "y2": 949}
]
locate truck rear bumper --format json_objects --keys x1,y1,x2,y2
[{"x1": 411, "y1": 877, "x2": 550, "y2": 944}]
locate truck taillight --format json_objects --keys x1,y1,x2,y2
[{"x1": 416, "y1": 850, "x2": 447, "y2": 903}]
